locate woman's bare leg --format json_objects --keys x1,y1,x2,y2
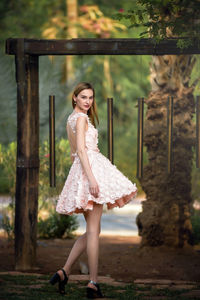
[
  {"x1": 56, "y1": 203, "x2": 103, "y2": 284},
  {"x1": 56, "y1": 232, "x2": 87, "y2": 280},
  {"x1": 64, "y1": 232, "x2": 87, "y2": 273},
  {"x1": 84, "y1": 203, "x2": 103, "y2": 288}
]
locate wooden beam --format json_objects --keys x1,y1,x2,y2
[
  {"x1": 6, "y1": 38, "x2": 200, "y2": 56},
  {"x1": 14, "y1": 39, "x2": 39, "y2": 270}
]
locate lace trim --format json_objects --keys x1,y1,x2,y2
[{"x1": 67, "y1": 112, "x2": 89, "y2": 134}]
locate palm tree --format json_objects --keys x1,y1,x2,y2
[
  {"x1": 129, "y1": 0, "x2": 200, "y2": 248},
  {"x1": 136, "y1": 54, "x2": 197, "y2": 248}
]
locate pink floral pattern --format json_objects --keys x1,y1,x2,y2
[{"x1": 56, "y1": 111, "x2": 138, "y2": 215}]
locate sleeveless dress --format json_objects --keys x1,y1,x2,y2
[{"x1": 56, "y1": 111, "x2": 138, "y2": 215}]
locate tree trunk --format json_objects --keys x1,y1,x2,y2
[
  {"x1": 136, "y1": 54, "x2": 196, "y2": 248},
  {"x1": 15, "y1": 39, "x2": 39, "y2": 269},
  {"x1": 66, "y1": 0, "x2": 77, "y2": 82}
]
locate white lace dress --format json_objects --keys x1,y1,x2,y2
[{"x1": 56, "y1": 111, "x2": 138, "y2": 215}]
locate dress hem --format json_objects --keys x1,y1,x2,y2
[{"x1": 56, "y1": 189, "x2": 138, "y2": 216}]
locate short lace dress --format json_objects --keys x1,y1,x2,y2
[{"x1": 56, "y1": 111, "x2": 138, "y2": 215}]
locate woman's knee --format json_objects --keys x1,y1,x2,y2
[
  {"x1": 86, "y1": 228, "x2": 100, "y2": 236},
  {"x1": 87, "y1": 223, "x2": 101, "y2": 236}
]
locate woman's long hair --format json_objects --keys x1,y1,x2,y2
[{"x1": 72, "y1": 82, "x2": 99, "y2": 127}]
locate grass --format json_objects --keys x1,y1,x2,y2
[{"x1": 0, "y1": 274, "x2": 199, "y2": 299}]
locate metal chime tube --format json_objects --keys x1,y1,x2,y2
[
  {"x1": 137, "y1": 98, "x2": 144, "y2": 178},
  {"x1": 49, "y1": 95, "x2": 56, "y2": 187},
  {"x1": 167, "y1": 96, "x2": 174, "y2": 174},
  {"x1": 196, "y1": 95, "x2": 200, "y2": 168},
  {"x1": 107, "y1": 98, "x2": 114, "y2": 163}
]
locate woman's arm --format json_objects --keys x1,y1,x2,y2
[{"x1": 76, "y1": 116, "x2": 99, "y2": 198}]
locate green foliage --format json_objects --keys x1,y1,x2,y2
[
  {"x1": 0, "y1": 0, "x2": 153, "y2": 184},
  {"x1": 1, "y1": 214, "x2": 14, "y2": 239},
  {"x1": 0, "y1": 199, "x2": 15, "y2": 239},
  {"x1": 0, "y1": 142, "x2": 16, "y2": 195},
  {"x1": 191, "y1": 152, "x2": 200, "y2": 203},
  {"x1": 191, "y1": 210, "x2": 200, "y2": 245},
  {"x1": 38, "y1": 138, "x2": 71, "y2": 209},
  {"x1": 37, "y1": 212, "x2": 78, "y2": 239},
  {"x1": 114, "y1": 0, "x2": 200, "y2": 47},
  {"x1": 0, "y1": 0, "x2": 59, "y2": 41},
  {"x1": 0, "y1": 139, "x2": 79, "y2": 239},
  {"x1": 38, "y1": 55, "x2": 94, "y2": 141},
  {"x1": 0, "y1": 47, "x2": 16, "y2": 144}
]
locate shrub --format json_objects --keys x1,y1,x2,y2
[
  {"x1": 37, "y1": 212, "x2": 78, "y2": 239},
  {"x1": 191, "y1": 210, "x2": 200, "y2": 245},
  {"x1": 1, "y1": 214, "x2": 14, "y2": 240},
  {"x1": 0, "y1": 139, "x2": 79, "y2": 239},
  {"x1": 0, "y1": 142, "x2": 16, "y2": 195}
]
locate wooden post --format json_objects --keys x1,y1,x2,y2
[
  {"x1": 14, "y1": 39, "x2": 39, "y2": 270},
  {"x1": 107, "y1": 98, "x2": 114, "y2": 163},
  {"x1": 49, "y1": 95, "x2": 56, "y2": 187},
  {"x1": 137, "y1": 98, "x2": 144, "y2": 179}
]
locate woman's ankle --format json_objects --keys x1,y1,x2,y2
[
  {"x1": 87, "y1": 280, "x2": 98, "y2": 290},
  {"x1": 57, "y1": 269, "x2": 64, "y2": 281},
  {"x1": 57, "y1": 268, "x2": 69, "y2": 281},
  {"x1": 62, "y1": 267, "x2": 70, "y2": 277},
  {"x1": 87, "y1": 283, "x2": 97, "y2": 291}
]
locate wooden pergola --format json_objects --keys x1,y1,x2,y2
[{"x1": 5, "y1": 38, "x2": 200, "y2": 270}]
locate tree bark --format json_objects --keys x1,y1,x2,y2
[{"x1": 136, "y1": 54, "x2": 196, "y2": 248}]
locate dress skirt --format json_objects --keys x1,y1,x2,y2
[{"x1": 56, "y1": 149, "x2": 138, "y2": 215}]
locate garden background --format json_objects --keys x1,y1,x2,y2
[{"x1": 0, "y1": 0, "x2": 200, "y2": 243}]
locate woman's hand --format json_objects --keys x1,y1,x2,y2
[{"x1": 89, "y1": 177, "x2": 99, "y2": 198}]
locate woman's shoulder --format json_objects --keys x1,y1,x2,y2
[
  {"x1": 69, "y1": 111, "x2": 88, "y2": 118},
  {"x1": 67, "y1": 111, "x2": 89, "y2": 133},
  {"x1": 68, "y1": 111, "x2": 89, "y2": 123}
]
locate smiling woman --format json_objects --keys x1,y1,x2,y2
[{"x1": 50, "y1": 81, "x2": 138, "y2": 298}]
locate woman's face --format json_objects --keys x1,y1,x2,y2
[{"x1": 74, "y1": 89, "x2": 94, "y2": 112}]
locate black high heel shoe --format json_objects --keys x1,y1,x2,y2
[
  {"x1": 49, "y1": 268, "x2": 68, "y2": 294},
  {"x1": 86, "y1": 280, "x2": 104, "y2": 298}
]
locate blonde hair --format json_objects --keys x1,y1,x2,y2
[{"x1": 72, "y1": 82, "x2": 99, "y2": 127}]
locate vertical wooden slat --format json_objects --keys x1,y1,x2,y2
[
  {"x1": 107, "y1": 98, "x2": 114, "y2": 163},
  {"x1": 167, "y1": 96, "x2": 174, "y2": 174},
  {"x1": 196, "y1": 95, "x2": 200, "y2": 168},
  {"x1": 137, "y1": 98, "x2": 144, "y2": 178},
  {"x1": 49, "y1": 95, "x2": 56, "y2": 187},
  {"x1": 15, "y1": 39, "x2": 39, "y2": 270}
]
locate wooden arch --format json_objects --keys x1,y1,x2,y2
[{"x1": 5, "y1": 37, "x2": 200, "y2": 270}]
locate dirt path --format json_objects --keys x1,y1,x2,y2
[{"x1": 1, "y1": 235, "x2": 200, "y2": 282}]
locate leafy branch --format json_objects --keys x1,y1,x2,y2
[{"x1": 114, "y1": 0, "x2": 200, "y2": 48}]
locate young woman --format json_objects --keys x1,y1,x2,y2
[{"x1": 50, "y1": 82, "x2": 138, "y2": 298}]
